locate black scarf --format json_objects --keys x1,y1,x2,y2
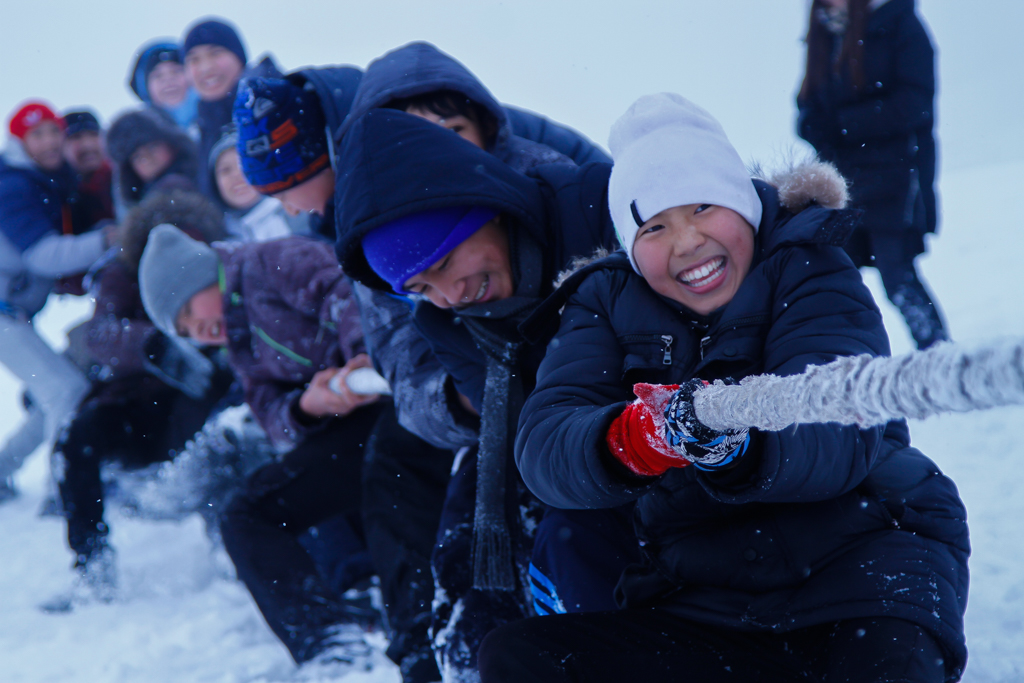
[{"x1": 457, "y1": 226, "x2": 543, "y2": 591}]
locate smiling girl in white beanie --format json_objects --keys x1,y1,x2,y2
[{"x1": 479, "y1": 93, "x2": 968, "y2": 683}]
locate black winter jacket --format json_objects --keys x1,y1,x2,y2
[
  {"x1": 797, "y1": 0, "x2": 937, "y2": 238},
  {"x1": 516, "y1": 172, "x2": 968, "y2": 680}
]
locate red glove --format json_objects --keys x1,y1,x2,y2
[{"x1": 606, "y1": 383, "x2": 691, "y2": 477}]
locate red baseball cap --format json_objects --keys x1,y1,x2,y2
[{"x1": 8, "y1": 101, "x2": 65, "y2": 139}]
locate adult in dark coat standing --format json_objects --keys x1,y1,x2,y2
[
  {"x1": 797, "y1": 0, "x2": 947, "y2": 349},
  {"x1": 106, "y1": 107, "x2": 200, "y2": 212}
]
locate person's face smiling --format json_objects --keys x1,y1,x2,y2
[
  {"x1": 176, "y1": 284, "x2": 227, "y2": 345},
  {"x1": 631, "y1": 203, "x2": 755, "y2": 315},
  {"x1": 402, "y1": 218, "x2": 513, "y2": 309},
  {"x1": 185, "y1": 45, "x2": 244, "y2": 101}
]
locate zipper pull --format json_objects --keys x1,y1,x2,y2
[
  {"x1": 699, "y1": 335, "x2": 711, "y2": 360},
  {"x1": 660, "y1": 335, "x2": 673, "y2": 365}
]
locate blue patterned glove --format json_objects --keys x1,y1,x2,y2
[{"x1": 664, "y1": 379, "x2": 750, "y2": 470}]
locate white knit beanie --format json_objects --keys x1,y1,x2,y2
[{"x1": 608, "y1": 93, "x2": 762, "y2": 272}]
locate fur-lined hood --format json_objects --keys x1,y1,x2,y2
[
  {"x1": 751, "y1": 157, "x2": 848, "y2": 212},
  {"x1": 107, "y1": 107, "x2": 200, "y2": 206},
  {"x1": 118, "y1": 189, "x2": 227, "y2": 271}
]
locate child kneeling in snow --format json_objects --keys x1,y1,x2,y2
[
  {"x1": 138, "y1": 225, "x2": 383, "y2": 667},
  {"x1": 480, "y1": 94, "x2": 969, "y2": 683}
]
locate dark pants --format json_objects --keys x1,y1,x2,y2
[
  {"x1": 219, "y1": 403, "x2": 384, "y2": 664},
  {"x1": 361, "y1": 404, "x2": 454, "y2": 683},
  {"x1": 479, "y1": 610, "x2": 946, "y2": 683},
  {"x1": 431, "y1": 449, "x2": 541, "y2": 680},
  {"x1": 845, "y1": 230, "x2": 948, "y2": 350},
  {"x1": 57, "y1": 378, "x2": 231, "y2": 563},
  {"x1": 529, "y1": 506, "x2": 640, "y2": 615}
]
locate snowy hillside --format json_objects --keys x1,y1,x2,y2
[{"x1": 0, "y1": 159, "x2": 1021, "y2": 682}]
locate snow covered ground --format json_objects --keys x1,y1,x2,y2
[
  {"x1": 1, "y1": 0, "x2": 1023, "y2": 675},
  {"x1": 0, "y1": 158, "x2": 1021, "y2": 681}
]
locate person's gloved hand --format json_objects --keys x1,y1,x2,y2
[
  {"x1": 606, "y1": 383, "x2": 690, "y2": 477},
  {"x1": 143, "y1": 332, "x2": 213, "y2": 399},
  {"x1": 663, "y1": 379, "x2": 750, "y2": 470}
]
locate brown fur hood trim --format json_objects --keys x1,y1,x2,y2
[{"x1": 752, "y1": 156, "x2": 849, "y2": 212}]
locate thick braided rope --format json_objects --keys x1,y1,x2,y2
[{"x1": 693, "y1": 339, "x2": 1024, "y2": 432}]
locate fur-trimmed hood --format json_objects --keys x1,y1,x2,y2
[
  {"x1": 107, "y1": 107, "x2": 200, "y2": 206},
  {"x1": 118, "y1": 189, "x2": 227, "y2": 271},
  {"x1": 752, "y1": 157, "x2": 848, "y2": 212}
]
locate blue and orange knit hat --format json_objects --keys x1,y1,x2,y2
[{"x1": 233, "y1": 77, "x2": 330, "y2": 195}]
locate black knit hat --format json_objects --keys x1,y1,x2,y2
[
  {"x1": 63, "y1": 110, "x2": 101, "y2": 137},
  {"x1": 182, "y1": 18, "x2": 247, "y2": 66}
]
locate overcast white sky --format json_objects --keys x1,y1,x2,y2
[{"x1": 1, "y1": 1, "x2": 1021, "y2": 173}]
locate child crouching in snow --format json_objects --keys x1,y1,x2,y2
[{"x1": 480, "y1": 94, "x2": 969, "y2": 683}]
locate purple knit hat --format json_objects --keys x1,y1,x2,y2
[{"x1": 361, "y1": 206, "x2": 498, "y2": 294}]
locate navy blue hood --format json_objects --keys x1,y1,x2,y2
[
  {"x1": 334, "y1": 108, "x2": 546, "y2": 292},
  {"x1": 339, "y1": 42, "x2": 512, "y2": 153},
  {"x1": 287, "y1": 66, "x2": 363, "y2": 145}
]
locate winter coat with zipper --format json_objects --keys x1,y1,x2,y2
[
  {"x1": 797, "y1": 0, "x2": 937, "y2": 239},
  {"x1": 338, "y1": 41, "x2": 609, "y2": 172},
  {"x1": 0, "y1": 140, "x2": 106, "y2": 316},
  {"x1": 215, "y1": 236, "x2": 364, "y2": 449},
  {"x1": 515, "y1": 162, "x2": 968, "y2": 681}
]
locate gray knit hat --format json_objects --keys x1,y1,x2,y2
[{"x1": 139, "y1": 223, "x2": 221, "y2": 336}]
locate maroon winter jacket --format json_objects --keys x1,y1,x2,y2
[
  {"x1": 216, "y1": 237, "x2": 364, "y2": 448},
  {"x1": 74, "y1": 258, "x2": 176, "y2": 405}
]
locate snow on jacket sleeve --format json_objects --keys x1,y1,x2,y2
[
  {"x1": 244, "y1": 377, "x2": 308, "y2": 449},
  {"x1": 233, "y1": 239, "x2": 363, "y2": 447},
  {"x1": 21, "y1": 230, "x2": 107, "y2": 278},
  {"x1": 516, "y1": 273, "x2": 654, "y2": 510},
  {"x1": 833, "y1": 12, "x2": 934, "y2": 145},
  {"x1": 354, "y1": 283, "x2": 478, "y2": 449},
  {"x1": 701, "y1": 244, "x2": 890, "y2": 505}
]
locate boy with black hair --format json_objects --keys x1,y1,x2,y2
[
  {"x1": 341, "y1": 41, "x2": 610, "y2": 170},
  {"x1": 181, "y1": 16, "x2": 281, "y2": 197}
]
